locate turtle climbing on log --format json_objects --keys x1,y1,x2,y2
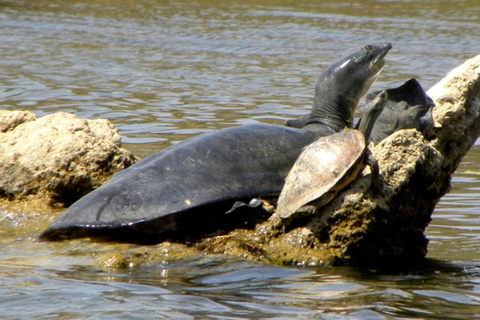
[
  {"x1": 276, "y1": 76, "x2": 435, "y2": 222},
  {"x1": 40, "y1": 43, "x2": 392, "y2": 244},
  {"x1": 276, "y1": 91, "x2": 388, "y2": 221}
]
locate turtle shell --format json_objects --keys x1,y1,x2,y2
[
  {"x1": 40, "y1": 123, "x2": 323, "y2": 243},
  {"x1": 276, "y1": 129, "x2": 366, "y2": 219}
]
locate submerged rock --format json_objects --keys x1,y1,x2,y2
[{"x1": 0, "y1": 111, "x2": 139, "y2": 208}]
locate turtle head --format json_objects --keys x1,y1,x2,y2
[
  {"x1": 309, "y1": 43, "x2": 392, "y2": 132},
  {"x1": 357, "y1": 90, "x2": 389, "y2": 141},
  {"x1": 365, "y1": 78, "x2": 436, "y2": 143},
  {"x1": 343, "y1": 43, "x2": 392, "y2": 99}
]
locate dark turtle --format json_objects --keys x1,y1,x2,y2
[
  {"x1": 365, "y1": 78, "x2": 435, "y2": 143},
  {"x1": 276, "y1": 91, "x2": 388, "y2": 220},
  {"x1": 286, "y1": 43, "x2": 392, "y2": 134},
  {"x1": 40, "y1": 43, "x2": 392, "y2": 244}
]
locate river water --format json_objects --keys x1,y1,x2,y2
[{"x1": 1, "y1": 0, "x2": 480, "y2": 318}]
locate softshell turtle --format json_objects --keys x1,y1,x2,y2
[
  {"x1": 276, "y1": 91, "x2": 388, "y2": 220},
  {"x1": 285, "y1": 44, "x2": 391, "y2": 134},
  {"x1": 40, "y1": 43, "x2": 392, "y2": 243},
  {"x1": 365, "y1": 78, "x2": 435, "y2": 143}
]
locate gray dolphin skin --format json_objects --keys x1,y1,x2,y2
[{"x1": 40, "y1": 43, "x2": 392, "y2": 243}]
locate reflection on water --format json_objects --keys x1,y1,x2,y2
[{"x1": 1, "y1": 0, "x2": 480, "y2": 318}]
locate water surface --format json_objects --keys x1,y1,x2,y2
[{"x1": 1, "y1": 0, "x2": 480, "y2": 318}]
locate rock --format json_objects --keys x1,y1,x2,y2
[
  {"x1": 0, "y1": 110, "x2": 37, "y2": 132},
  {"x1": 0, "y1": 110, "x2": 139, "y2": 208},
  {"x1": 428, "y1": 56, "x2": 480, "y2": 174},
  {"x1": 6, "y1": 55, "x2": 480, "y2": 269},
  {"x1": 198, "y1": 54, "x2": 480, "y2": 267}
]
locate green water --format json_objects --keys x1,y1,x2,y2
[{"x1": 1, "y1": 0, "x2": 480, "y2": 318}]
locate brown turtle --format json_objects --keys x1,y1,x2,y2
[
  {"x1": 40, "y1": 43, "x2": 392, "y2": 243},
  {"x1": 276, "y1": 91, "x2": 388, "y2": 220}
]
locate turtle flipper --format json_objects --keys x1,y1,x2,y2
[{"x1": 365, "y1": 149, "x2": 382, "y2": 194}]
